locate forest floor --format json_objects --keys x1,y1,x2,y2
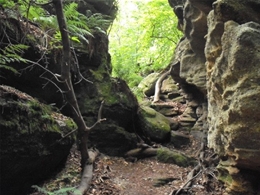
[{"x1": 31, "y1": 136, "x2": 225, "y2": 195}]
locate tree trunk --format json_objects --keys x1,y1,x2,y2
[
  {"x1": 52, "y1": 0, "x2": 104, "y2": 194},
  {"x1": 52, "y1": 0, "x2": 90, "y2": 167}
]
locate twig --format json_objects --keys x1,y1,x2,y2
[
  {"x1": 70, "y1": 47, "x2": 93, "y2": 84},
  {"x1": 174, "y1": 164, "x2": 202, "y2": 195},
  {"x1": 59, "y1": 128, "x2": 77, "y2": 142},
  {"x1": 88, "y1": 100, "x2": 106, "y2": 129}
]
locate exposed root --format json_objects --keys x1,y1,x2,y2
[
  {"x1": 153, "y1": 65, "x2": 173, "y2": 103},
  {"x1": 74, "y1": 149, "x2": 99, "y2": 195},
  {"x1": 170, "y1": 136, "x2": 219, "y2": 195}
]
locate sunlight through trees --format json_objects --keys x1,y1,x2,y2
[{"x1": 109, "y1": 0, "x2": 182, "y2": 91}]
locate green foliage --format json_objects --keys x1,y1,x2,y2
[
  {"x1": 64, "y1": 2, "x2": 93, "y2": 44},
  {"x1": 0, "y1": 44, "x2": 29, "y2": 74},
  {"x1": 0, "y1": 0, "x2": 15, "y2": 9},
  {"x1": 32, "y1": 185, "x2": 80, "y2": 195},
  {"x1": 87, "y1": 13, "x2": 112, "y2": 34},
  {"x1": 1, "y1": 0, "x2": 112, "y2": 48},
  {"x1": 109, "y1": 0, "x2": 182, "y2": 93}
]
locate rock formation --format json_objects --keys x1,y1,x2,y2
[
  {"x1": 1, "y1": 0, "x2": 260, "y2": 194},
  {"x1": 0, "y1": 0, "x2": 138, "y2": 157},
  {"x1": 168, "y1": 0, "x2": 260, "y2": 194},
  {"x1": 0, "y1": 1, "x2": 138, "y2": 194},
  {"x1": 0, "y1": 85, "x2": 76, "y2": 195}
]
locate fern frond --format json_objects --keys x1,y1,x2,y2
[
  {"x1": 64, "y1": 2, "x2": 78, "y2": 20},
  {"x1": 0, "y1": 44, "x2": 29, "y2": 76},
  {"x1": 86, "y1": 13, "x2": 111, "y2": 32},
  {"x1": 59, "y1": 2, "x2": 93, "y2": 44},
  {"x1": 34, "y1": 15, "x2": 58, "y2": 31},
  {"x1": 0, "y1": 64, "x2": 19, "y2": 74},
  {"x1": 2, "y1": 44, "x2": 29, "y2": 55}
]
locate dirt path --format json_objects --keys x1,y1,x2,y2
[
  {"x1": 88, "y1": 157, "x2": 190, "y2": 195},
  {"x1": 30, "y1": 143, "x2": 225, "y2": 195}
]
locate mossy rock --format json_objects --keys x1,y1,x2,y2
[
  {"x1": 88, "y1": 122, "x2": 137, "y2": 156},
  {"x1": 137, "y1": 105, "x2": 171, "y2": 142},
  {"x1": 156, "y1": 147, "x2": 196, "y2": 167},
  {"x1": 0, "y1": 85, "x2": 76, "y2": 195}
]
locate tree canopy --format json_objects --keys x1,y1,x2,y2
[{"x1": 109, "y1": 0, "x2": 182, "y2": 91}]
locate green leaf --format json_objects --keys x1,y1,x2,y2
[{"x1": 70, "y1": 36, "x2": 80, "y2": 43}]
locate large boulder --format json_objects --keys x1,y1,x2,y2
[
  {"x1": 0, "y1": 85, "x2": 76, "y2": 195},
  {"x1": 88, "y1": 122, "x2": 137, "y2": 156},
  {"x1": 137, "y1": 105, "x2": 171, "y2": 142}
]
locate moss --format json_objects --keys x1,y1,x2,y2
[
  {"x1": 64, "y1": 118, "x2": 77, "y2": 129},
  {"x1": 90, "y1": 69, "x2": 105, "y2": 81},
  {"x1": 156, "y1": 147, "x2": 195, "y2": 167},
  {"x1": 96, "y1": 81, "x2": 118, "y2": 105},
  {"x1": 139, "y1": 105, "x2": 171, "y2": 141},
  {"x1": 141, "y1": 106, "x2": 157, "y2": 117},
  {"x1": 217, "y1": 164, "x2": 233, "y2": 185}
]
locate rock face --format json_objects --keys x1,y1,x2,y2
[
  {"x1": 169, "y1": 0, "x2": 260, "y2": 194},
  {"x1": 0, "y1": 85, "x2": 76, "y2": 195},
  {"x1": 0, "y1": 0, "x2": 138, "y2": 157},
  {"x1": 0, "y1": 1, "x2": 138, "y2": 194}
]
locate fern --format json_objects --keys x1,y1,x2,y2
[
  {"x1": 0, "y1": 0, "x2": 15, "y2": 9},
  {"x1": 19, "y1": 0, "x2": 47, "y2": 20},
  {"x1": 64, "y1": 2, "x2": 93, "y2": 43},
  {"x1": 0, "y1": 44, "x2": 29, "y2": 75},
  {"x1": 34, "y1": 15, "x2": 58, "y2": 31},
  {"x1": 87, "y1": 13, "x2": 111, "y2": 33}
]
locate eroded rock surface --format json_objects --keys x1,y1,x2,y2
[
  {"x1": 0, "y1": 85, "x2": 76, "y2": 195},
  {"x1": 169, "y1": 0, "x2": 260, "y2": 194},
  {"x1": 207, "y1": 19, "x2": 260, "y2": 195}
]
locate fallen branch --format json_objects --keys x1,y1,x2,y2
[{"x1": 173, "y1": 164, "x2": 201, "y2": 195}]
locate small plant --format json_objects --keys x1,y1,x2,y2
[
  {"x1": 0, "y1": 44, "x2": 29, "y2": 75},
  {"x1": 32, "y1": 185, "x2": 81, "y2": 195}
]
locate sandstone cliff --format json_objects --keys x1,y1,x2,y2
[{"x1": 169, "y1": 0, "x2": 260, "y2": 194}]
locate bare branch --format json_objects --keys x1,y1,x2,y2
[
  {"x1": 98, "y1": 100, "x2": 104, "y2": 120},
  {"x1": 40, "y1": 76, "x2": 65, "y2": 94},
  {"x1": 150, "y1": 35, "x2": 178, "y2": 44},
  {"x1": 70, "y1": 47, "x2": 93, "y2": 84},
  {"x1": 89, "y1": 100, "x2": 106, "y2": 129}
]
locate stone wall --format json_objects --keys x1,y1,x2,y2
[{"x1": 168, "y1": 0, "x2": 260, "y2": 194}]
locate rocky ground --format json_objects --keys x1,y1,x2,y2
[{"x1": 30, "y1": 137, "x2": 225, "y2": 195}]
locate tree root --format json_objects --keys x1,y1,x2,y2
[
  {"x1": 153, "y1": 65, "x2": 173, "y2": 103},
  {"x1": 74, "y1": 149, "x2": 99, "y2": 195},
  {"x1": 170, "y1": 139, "x2": 219, "y2": 195},
  {"x1": 125, "y1": 147, "x2": 158, "y2": 159}
]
